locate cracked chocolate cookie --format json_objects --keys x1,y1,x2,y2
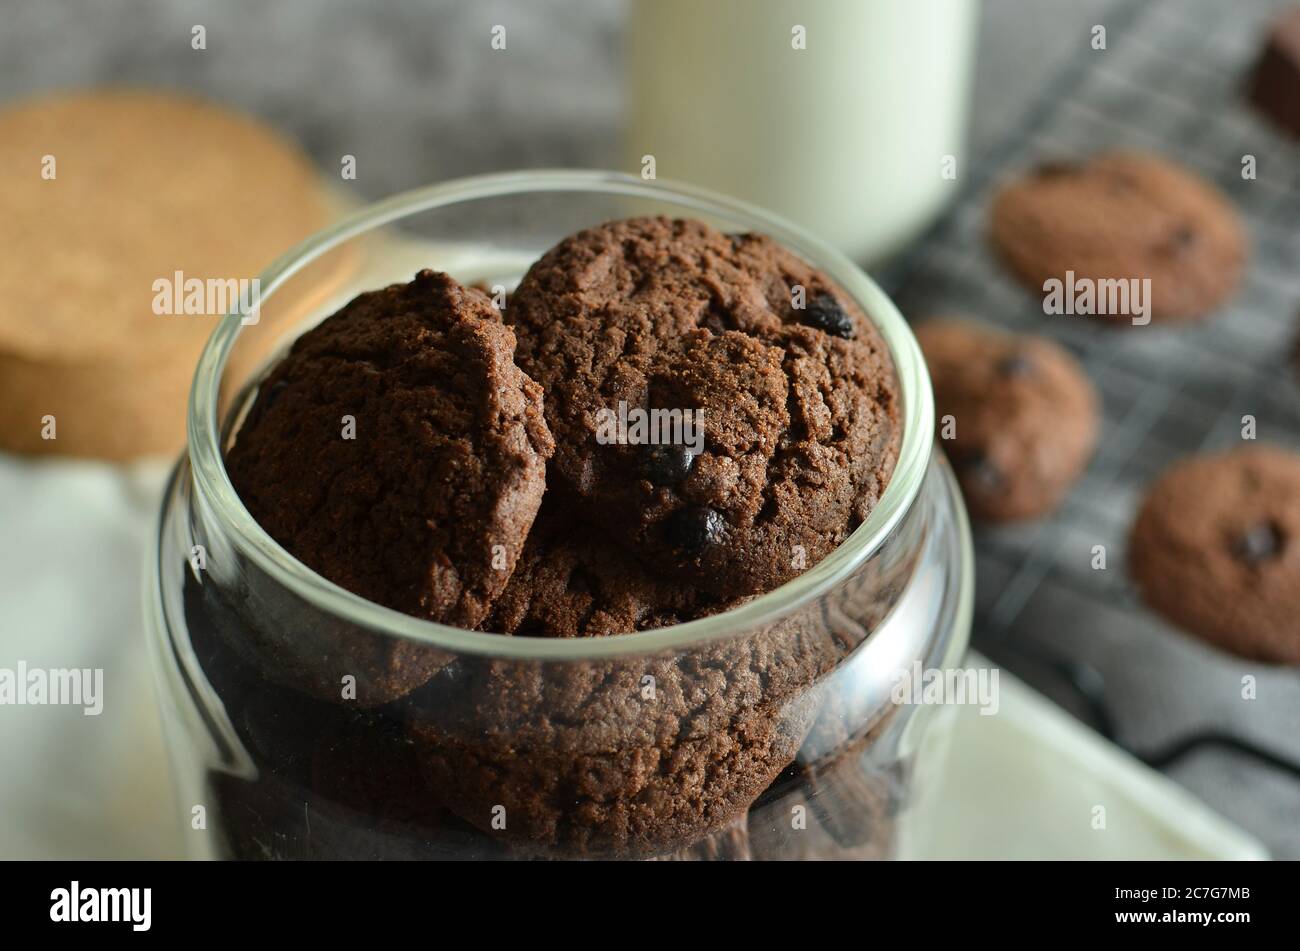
[
  {"x1": 1129, "y1": 446, "x2": 1300, "y2": 665},
  {"x1": 990, "y1": 151, "x2": 1246, "y2": 324},
  {"x1": 916, "y1": 319, "x2": 1098, "y2": 521},
  {"x1": 507, "y1": 216, "x2": 900, "y2": 600},
  {"x1": 225, "y1": 269, "x2": 554, "y2": 701}
]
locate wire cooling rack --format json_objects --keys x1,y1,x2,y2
[{"x1": 883, "y1": 0, "x2": 1300, "y2": 856}]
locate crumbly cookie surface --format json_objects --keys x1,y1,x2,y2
[
  {"x1": 227, "y1": 269, "x2": 554, "y2": 628},
  {"x1": 508, "y1": 216, "x2": 900, "y2": 598}
]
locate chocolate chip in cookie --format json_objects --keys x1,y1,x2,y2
[
  {"x1": 956, "y1": 450, "x2": 1006, "y2": 496},
  {"x1": 798, "y1": 293, "x2": 856, "y2": 339},
  {"x1": 1232, "y1": 521, "x2": 1283, "y2": 564},
  {"x1": 995, "y1": 351, "x2": 1036, "y2": 379},
  {"x1": 668, "y1": 505, "x2": 729, "y2": 556},
  {"x1": 643, "y1": 443, "x2": 698, "y2": 486}
]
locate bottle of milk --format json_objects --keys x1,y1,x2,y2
[{"x1": 625, "y1": 0, "x2": 978, "y2": 266}]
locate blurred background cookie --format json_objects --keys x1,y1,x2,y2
[
  {"x1": 0, "y1": 88, "x2": 350, "y2": 458},
  {"x1": 1248, "y1": 7, "x2": 1300, "y2": 137},
  {"x1": 1129, "y1": 446, "x2": 1300, "y2": 665},
  {"x1": 989, "y1": 151, "x2": 1246, "y2": 325},
  {"x1": 916, "y1": 318, "x2": 1098, "y2": 521}
]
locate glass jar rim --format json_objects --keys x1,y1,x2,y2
[{"x1": 187, "y1": 169, "x2": 934, "y2": 659}]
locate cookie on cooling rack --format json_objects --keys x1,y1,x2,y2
[
  {"x1": 989, "y1": 151, "x2": 1246, "y2": 325},
  {"x1": 916, "y1": 318, "x2": 1099, "y2": 521},
  {"x1": 1129, "y1": 446, "x2": 1300, "y2": 665},
  {"x1": 1248, "y1": 7, "x2": 1300, "y2": 137}
]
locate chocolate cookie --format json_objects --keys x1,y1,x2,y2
[
  {"x1": 404, "y1": 642, "x2": 826, "y2": 858},
  {"x1": 989, "y1": 152, "x2": 1246, "y2": 324},
  {"x1": 480, "y1": 501, "x2": 725, "y2": 636},
  {"x1": 405, "y1": 513, "x2": 858, "y2": 856},
  {"x1": 916, "y1": 319, "x2": 1099, "y2": 521},
  {"x1": 1248, "y1": 7, "x2": 1300, "y2": 137},
  {"x1": 225, "y1": 270, "x2": 554, "y2": 701},
  {"x1": 1129, "y1": 446, "x2": 1300, "y2": 665},
  {"x1": 508, "y1": 216, "x2": 900, "y2": 599}
]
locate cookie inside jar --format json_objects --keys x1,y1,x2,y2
[{"x1": 169, "y1": 187, "x2": 962, "y2": 862}]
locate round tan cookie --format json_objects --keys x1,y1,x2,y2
[
  {"x1": 0, "y1": 88, "x2": 349, "y2": 458},
  {"x1": 916, "y1": 318, "x2": 1099, "y2": 521},
  {"x1": 1129, "y1": 446, "x2": 1300, "y2": 665},
  {"x1": 989, "y1": 151, "x2": 1246, "y2": 325}
]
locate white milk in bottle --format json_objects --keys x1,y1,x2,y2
[{"x1": 625, "y1": 0, "x2": 978, "y2": 265}]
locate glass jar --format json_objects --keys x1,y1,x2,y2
[{"x1": 146, "y1": 171, "x2": 973, "y2": 860}]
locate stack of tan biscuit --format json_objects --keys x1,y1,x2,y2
[{"x1": 0, "y1": 89, "x2": 347, "y2": 459}]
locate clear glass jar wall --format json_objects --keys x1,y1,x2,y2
[{"x1": 146, "y1": 173, "x2": 973, "y2": 860}]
